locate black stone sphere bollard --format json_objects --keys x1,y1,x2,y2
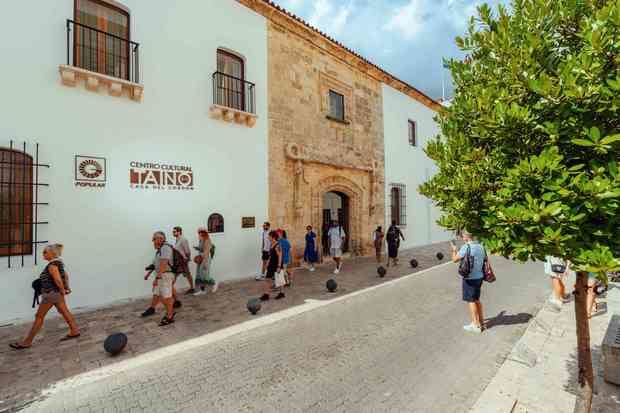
[
  {"x1": 410, "y1": 258, "x2": 419, "y2": 268},
  {"x1": 326, "y1": 279, "x2": 338, "y2": 292},
  {"x1": 377, "y1": 266, "x2": 387, "y2": 278},
  {"x1": 247, "y1": 298, "x2": 261, "y2": 315},
  {"x1": 104, "y1": 333, "x2": 128, "y2": 356}
]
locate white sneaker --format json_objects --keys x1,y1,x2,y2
[
  {"x1": 463, "y1": 323, "x2": 482, "y2": 334},
  {"x1": 333, "y1": 268, "x2": 340, "y2": 274},
  {"x1": 193, "y1": 290, "x2": 206, "y2": 296},
  {"x1": 255, "y1": 274, "x2": 265, "y2": 281},
  {"x1": 211, "y1": 283, "x2": 219, "y2": 293},
  {"x1": 309, "y1": 267, "x2": 315, "y2": 272},
  {"x1": 548, "y1": 297, "x2": 563, "y2": 309}
]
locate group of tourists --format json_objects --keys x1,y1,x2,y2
[
  {"x1": 372, "y1": 220, "x2": 406, "y2": 266},
  {"x1": 8, "y1": 222, "x2": 609, "y2": 348},
  {"x1": 140, "y1": 226, "x2": 218, "y2": 325}
]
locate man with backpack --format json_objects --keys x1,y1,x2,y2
[
  {"x1": 173, "y1": 226, "x2": 195, "y2": 295},
  {"x1": 141, "y1": 231, "x2": 179, "y2": 326},
  {"x1": 451, "y1": 230, "x2": 486, "y2": 334},
  {"x1": 386, "y1": 220, "x2": 405, "y2": 267}
]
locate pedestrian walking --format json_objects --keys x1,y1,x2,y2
[
  {"x1": 279, "y1": 230, "x2": 293, "y2": 286},
  {"x1": 451, "y1": 230, "x2": 486, "y2": 333},
  {"x1": 10, "y1": 244, "x2": 80, "y2": 349},
  {"x1": 257, "y1": 222, "x2": 271, "y2": 281},
  {"x1": 142, "y1": 232, "x2": 176, "y2": 326},
  {"x1": 321, "y1": 222, "x2": 330, "y2": 257},
  {"x1": 304, "y1": 225, "x2": 319, "y2": 271},
  {"x1": 260, "y1": 231, "x2": 284, "y2": 301},
  {"x1": 373, "y1": 226, "x2": 384, "y2": 263},
  {"x1": 385, "y1": 220, "x2": 404, "y2": 267},
  {"x1": 173, "y1": 226, "x2": 195, "y2": 295},
  {"x1": 587, "y1": 272, "x2": 598, "y2": 318},
  {"x1": 544, "y1": 256, "x2": 570, "y2": 309},
  {"x1": 194, "y1": 227, "x2": 215, "y2": 295},
  {"x1": 328, "y1": 220, "x2": 346, "y2": 274}
]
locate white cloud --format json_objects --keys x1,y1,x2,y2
[
  {"x1": 307, "y1": 0, "x2": 353, "y2": 37},
  {"x1": 384, "y1": 0, "x2": 426, "y2": 40}
]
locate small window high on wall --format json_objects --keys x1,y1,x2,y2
[
  {"x1": 390, "y1": 184, "x2": 407, "y2": 226},
  {"x1": 408, "y1": 120, "x2": 417, "y2": 146},
  {"x1": 329, "y1": 90, "x2": 345, "y2": 121},
  {"x1": 208, "y1": 213, "x2": 224, "y2": 234}
]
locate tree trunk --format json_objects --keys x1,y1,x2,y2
[{"x1": 573, "y1": 271, "x2": 593, "y2": 413}]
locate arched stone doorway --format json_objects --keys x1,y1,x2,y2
[{"x1": 312, "y1": 176, "x2": 364, "y2": 256}]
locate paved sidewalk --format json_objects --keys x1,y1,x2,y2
[
  {"x1": 0, "y1": 242, "x2": 452, "y2": 412},
  {"x1": 471, "y1": 275, "x2": 620, "y2": 412}
]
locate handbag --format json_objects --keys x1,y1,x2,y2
[
  {"x1": 458, "y1": 245, "x2": 473, "y2": 277},
  {"x1": 193, "y1": 255, "x2": 203, "y2": 265},
  {"x1": 274, "y1": 269, "x2": 287, "y2": 288},
  {"x1": 551, "y1": 264, "x2": 566, "y2": 274},
  {"x1": 483, "y1": 249, "x2": 496, "y2": 283}
]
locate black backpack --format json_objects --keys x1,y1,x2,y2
[
  {"x1": 458, "y1": 244, "x2": 473, "y2": 277},
  {"x1": 160, "y1": 243, "x2": 186, "y2": 275},
  {"x1": 386, "y1": 226, "x2": 398, "y2": 244},
  {"x1": 32, "y1": 278, "x2": 42, "y2": 308}
]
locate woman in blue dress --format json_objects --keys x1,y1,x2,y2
[{"x1": 304, "y1": 225, "x2": 319, "y2": 272}]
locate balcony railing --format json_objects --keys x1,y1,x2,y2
[
  {"x1": 212, "y1": 72, "x2": 255, "y2": 114},
  {"x1": 66, "y1": 19, "x2": 140, "y2": 84}
]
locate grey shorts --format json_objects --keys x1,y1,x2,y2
[
  {"x1": 330, "y1": 248, "x2": 342, "y2": 258},
  {"x1": 41, "y1": 291, "x2": 63, "y2": 305}
]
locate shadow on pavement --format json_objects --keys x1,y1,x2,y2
[{"x1": 485, "y1": 310, "x2": 533, "y2": 329}]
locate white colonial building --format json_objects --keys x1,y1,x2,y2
[{"x1": 0, "y1": 0, "x2": 449, "y2": 324}]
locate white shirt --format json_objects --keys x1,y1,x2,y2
[
  {"x1": 261, "y1": 230, "x2": 270, "y2": 252},
  {"x1": 328, "y1": 226, "x2": 346, "y2": 250}
]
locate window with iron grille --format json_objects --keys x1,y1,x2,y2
[
  {"x1": 408, "y1": 120, "x2": 417, "y2": 147},
  {"x1": 208, "y1": 213, "x2": 224, "y2": 233},
  {"x1": 73, "y1": 0, "x2": 131, "y2": 81},
  {"x1": 390, "y1": 184, "x2": 407, "y2": 226},
  {"x1": 0, "y1": 142, "x2": 49, "y2": 267},
  {"x1": 329, "y1": 90, "x2": 345, "y2": 121},
  {"x1": 216, "y1": 49, "x2": 246, "y2": 111}
]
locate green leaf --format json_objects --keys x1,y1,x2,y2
[
  {"x1": 572, "y1": 139, "x2": 595, "y2": 147},
  {"x1": 601, "y1": 134, "x2": 620, "y2": 145}
]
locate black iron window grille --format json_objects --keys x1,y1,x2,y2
[
  {"x1": 67, "y1": 19, "x2": 140, "y2": 83},
  {"x1": 390, "y1": 183, "x2": 407, "y2": 226},
  {"x1": 208, "y1": 213, "x2": 225, "y2": 234},
  {"x1": 0, "y1": 141, "x2": 49, "y2": 267},
  {"x1": 212, "y1": 72, "x2": 256, "y2": 114}
]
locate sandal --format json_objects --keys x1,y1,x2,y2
[
  {"x1": 60, "y1": 333, "x2": 81, "y2": 341},
  {"x1": 159, "y1": 313, "x2": 176, "y2": 326},
  {"x1": 9, "y1": 342, "x2": 31, "y2": 350}
]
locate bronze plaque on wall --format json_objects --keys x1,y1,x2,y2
[{"x1": 242, "y1": 217, "x2": 256, "y2": 228}]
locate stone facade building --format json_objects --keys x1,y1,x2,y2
[{"x1": 240, "y1": 0, "x2": 444, "y2": 261}]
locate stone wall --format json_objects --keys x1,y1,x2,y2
[{"x1": 267, "y1": 22, "x2": 385, "y2": 263}]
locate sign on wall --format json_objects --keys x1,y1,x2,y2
[
  {"x1": 129, "y1": 161, "x2": 194, "y2": 190},
  {"x1": 242, "y1": 217, "x2": 256, "y2": 228},
  {"x1": 75, "y1": 155, "x2": 106, "y2": 188}
]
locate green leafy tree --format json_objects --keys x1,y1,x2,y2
[{"x1": 420, "y1": 1, "x2": 620, "y2": 411}]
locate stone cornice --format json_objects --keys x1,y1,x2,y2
[{"x1": 236, "y1": 0, "x2": 442, "y2": 112}]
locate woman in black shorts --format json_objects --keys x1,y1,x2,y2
[{"x1": 260, "y1": 231, "x2": 284, "y2": 301}]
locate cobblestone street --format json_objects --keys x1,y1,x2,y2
[{"x1": 1, "y1": 242, "x2": 549, "y2": 412}]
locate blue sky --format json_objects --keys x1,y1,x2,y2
[{"x1": 274, "y1": 0, "x2": 509, "y2": 100}]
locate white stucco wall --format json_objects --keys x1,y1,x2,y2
[
  {"x1": 0, "y1": 0, "x2": 268, "y2": 323},
  {"x1": 382, "y1": 85, "x2": 452, "y2": 249}
]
